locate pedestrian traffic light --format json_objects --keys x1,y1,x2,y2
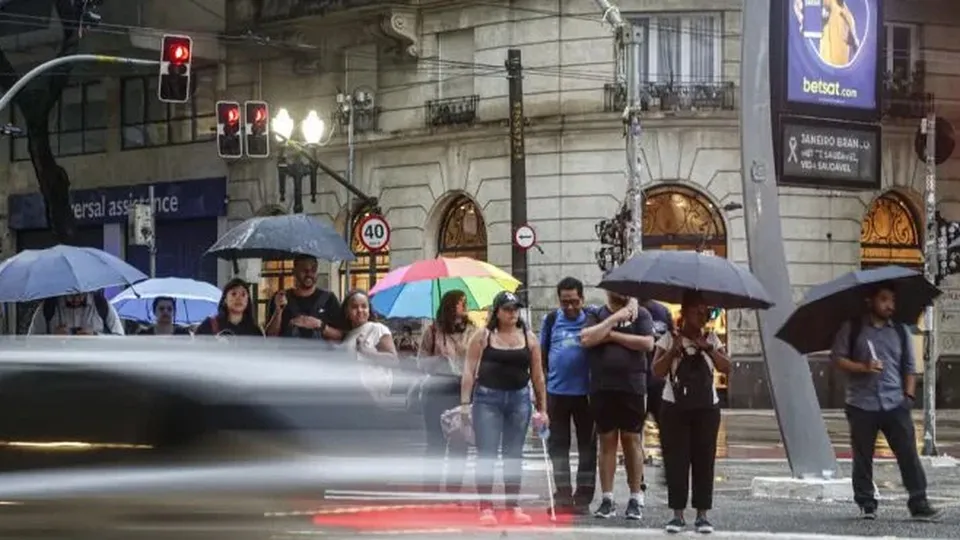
[
  {"x1": 158, "y1": 34, "x2": 192, "y2": 103},
  {"x1": 217, "y1": 101, "x2": 242, "y2": 159},
  {"x1": 244, "y1": 101, "x2": 270, "y2": 158}
]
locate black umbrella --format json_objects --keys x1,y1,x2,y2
[
  {"x1": 598, "y1": 250, "x2": 774, "y2": 310},
  {"x1": 775, "y1": 265, "x2": 941, "y2": 355},
  {"x1": 205, "y1": 214, "x2": 355, "y2": 262}
]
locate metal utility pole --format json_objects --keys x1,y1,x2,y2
[
  {"x1": 341, "y1": 92, "x2": 357, "y2": 292},
  {"x1": 506, "y1": 49, "x2": 529, "y2": 304},
  {"x1": 592, "y1": 0, "x2": 643, "y2": 257},
  {"x1": 922, "y1": 111, "x2": 939, "y2": 456}
]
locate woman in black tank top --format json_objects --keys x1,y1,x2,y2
[{"x1": 460, "y1": 291, "x2": 548, "y2": 525}]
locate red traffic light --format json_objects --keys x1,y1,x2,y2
[
  {"x1": 170, "y1": 44, "x2": 189, "y2": 63},
  {"x1": 227, "y1": 107, "x2": 240, "y2": 124},
  {"x1": 254, "y1": 107, "x2": 266, "y2": 124}
]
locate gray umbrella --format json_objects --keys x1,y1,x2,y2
[
  {"x1": 205, "y1": 214, "x2": 355, "y2": 262},
  {"x1": 598, "y1": 250, "x2": 774, "y2": 310}
]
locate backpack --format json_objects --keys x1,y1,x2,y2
[
  {"x1": 670, "y1": 342, "x2": 716, "y2": 410},
  {"x1": 847, "y1": 318, "x2": 910, "y2": 383},
  {"x1": 43, "y1": 292, "x2": 112, "y2": 334},
  {"x1": 283, "y1": 288, "x2": 332, "y2": 338}
]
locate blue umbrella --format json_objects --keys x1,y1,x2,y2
[
  {"x1": 0, "y1": 245, "x2": 147, "y2": 303},
  {"x1": 110, "y1": 277, "x2": 221, "y2": 325},
  {"x1": 598, "y1": 250, "x2": 774, "y2": 310},
  {"x1": 776, "y1": 265, "x2": 941, "y2": 355},
  {"x1": 204, "y1": 214, "x2": 355, "y2": 262}
]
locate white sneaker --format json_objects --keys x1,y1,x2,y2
[
  {"x1": 635, "y1": 491, "x2": 646, "y2": 508},
  {"x1": 512, "y1": 507, "x2": 532, "y2": 524},
  {"x1": 479, "y1": 509, "x2": 498, "y2": 526}
]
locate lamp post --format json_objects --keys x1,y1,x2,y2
[{"x1": 272, "y1": 108, "x2": 332, "y2": 214}]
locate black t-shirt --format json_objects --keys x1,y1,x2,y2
[
  {"x1": 268, "y1": 289, "x2": 343, "y2": 339},
  {"x1": 586, "y1": 305, "x2": 654, "y2": 394},
  {"x1": 138, "y1": 326, "x2": 192, "y2": 336},
  {"x1": 195, "y1": 316, "x2": 264, "y2": 337}
]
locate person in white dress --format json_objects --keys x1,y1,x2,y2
[
  {"x1": 342, "y1": 290, "x2": 399, "y2": 402},
  {"x1": 651, "y1": 291, "x2": 730, "y2": 535}
]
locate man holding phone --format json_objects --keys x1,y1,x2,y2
[{"x1": 830, "y1": 282, "x2": 939, "y2": 522}]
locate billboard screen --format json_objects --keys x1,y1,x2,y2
[{"x1": 785, "y1": 0, "x2": 879, "y2": 111}]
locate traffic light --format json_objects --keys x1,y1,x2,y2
[
  {"x1": 216, "y1": 101, "x2": 242, "y2": 159},
  {"x1": 158, "y1": 34, "x2": 192, "y2": 103},
  {"x1": 244, "y1": 101, "x2": 270, "y2": 158}
]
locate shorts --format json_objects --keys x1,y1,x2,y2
[{"x1": 590, "y1": 391, "x2": 646, "y2": 434}]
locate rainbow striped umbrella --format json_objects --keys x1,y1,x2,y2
[{"x1": 369, "y1": 257, "x2": 520, "y2": 319}]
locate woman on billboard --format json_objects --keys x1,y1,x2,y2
[{"x1": 794, "y1": 0, "x2": 861, "y2": 67}]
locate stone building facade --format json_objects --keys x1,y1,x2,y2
[{"x1": 2, "y1": 0, "x2": 960, "y2": 407}]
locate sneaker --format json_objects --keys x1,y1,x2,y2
[
  {"x1": 479, "y1": 509, "x2": 498, "y2": 526},
  {"x1": 553, "y1": 491, "x2": 574, "y2": 514},
  {"x1": 910, "y1": 502, "x2": 943, "y2": 522},
  {"x1": 859, "y1": 506, "x2": 877, "y2": 520},
  {"x1": 635, "y1": 490, "x2": 646, "y2": 508},
  {"x1": 593, "y1": 497, "x2": 616, "y2": 518},
  {"x1": 625, "y1": 498, "x2": 643, "y2": 520},
  {"x1": 665, "y1": 517, "x2": 686, "y2": 533},
  {"x1": 695, "y1": 516, "x2": 714, "y2": 534},
  {"x1": 511, "y1": 507, "x2": 532, "y2": 524}
]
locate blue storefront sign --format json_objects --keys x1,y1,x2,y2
[
  {"x1": 785, "y1": 0, "x2": 879, "y2": 111},
  {"x1": 7, "y1": 177, "x2": 228, "y2": 230}
]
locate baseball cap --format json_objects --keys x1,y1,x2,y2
[{"x1": 492, "y1": 290, "x2": 523, "y2": 310}]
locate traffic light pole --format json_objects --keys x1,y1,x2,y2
[{"x1": 0, "y1": 55, "x2": 158, "y2": 114}]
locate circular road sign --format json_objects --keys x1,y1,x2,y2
[
  {"x1": 358, "y1": 214, "x2": 390, "y2": 252},
  {"x1": 513, "y1": 224, "x2": 537, "y2": 250}
]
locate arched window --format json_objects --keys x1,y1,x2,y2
[
  {"x1": 340, "y1": 208, "x2": 391, "y2": 296},
  {"x1": 642, "y1": 185, "x2": 727, "y2": 257},
  {"x1": 860, "y1": 191, "x2": 923, "y2": 269},
  {"x1": 641, "y1": 184, "x2": 729, "y2": 398},
  {"x1": 437, "y1": 195, "x2": 487, "y2": 261}
]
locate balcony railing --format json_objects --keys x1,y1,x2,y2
[
  {"x1": 425, "y1": 95, "x2": 479, "y2": 127},
  {"x1": 882, "y1": 63, "x2": 932, "y2": 119},
  {"x1": 336, "y1": 106, "x2": 381, "y2": 133},
  {"x1": 604, "y1": 81, "x2": 737, "y2": 113},
  {"x1": 232, "y1": 0, "x2": 386, "y2": 25}
]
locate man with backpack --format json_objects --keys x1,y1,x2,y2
[
  {"x1": 27, "y1": 292, "x2": 124, "y2": 335},
  {"x1": 265, "y1": 255, "x2": 344, "y2": 342},
  {"x1": 540, "y1": 277, "x2": 597, "y2": 514},
  {"x1": 830, "y1": 282, "x2": 940, "y2": 522}
]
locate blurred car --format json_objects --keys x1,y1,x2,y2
[{"x1": 0, "y1": 336, "x2": 429, "y2": 538}]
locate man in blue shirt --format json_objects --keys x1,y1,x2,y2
[
  {"x1": 540, "y1": 277, "x2": 596, "y2": 513},
  {"x1": 830, "y1": 282, "x2": 940, "y2": 522}
]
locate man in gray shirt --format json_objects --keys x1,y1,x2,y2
[
  {"x1": 27, "y1": 293, "x2": 124, "y2": 335},
  {"x1": 830, "y1": 282, "x2": 939, "y2": 521}
]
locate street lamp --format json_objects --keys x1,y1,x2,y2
[{"x1": 273, "y1": 108, "x2": 332, "y2": 214}]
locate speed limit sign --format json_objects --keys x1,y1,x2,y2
[{"x1": 358, "y1": 214, "x2": 390, "y2": 252}]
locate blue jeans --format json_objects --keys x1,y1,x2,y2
[{"x1": 472, "y1": 384, "x2": 532, "y2": 509}]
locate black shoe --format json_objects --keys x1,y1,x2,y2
[
  {"x1": 665, "y1": 517, "x2": 686, "y2": 533},
  {"x1": 910, "y1": 502, "x2": 943, "y2": 522},
  {"x1": 593, "y1": 497, "x2": 615, "y2": 519},
  {"x1": 859, "y1": 505, "x2": 877, "y2": 520},
  {"x1": 694, "y1": 516, "x2": 714, "y2": 534},
  {"x1": 572, "y1": 492, "x2": 594, "y2": 515},
  {"x1": 553, "y1": 491, "x2": 574, "y2": 513},
  {"x1": 625, "y1": 498, "x2": 642, "y2": 520}
]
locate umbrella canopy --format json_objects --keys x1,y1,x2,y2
[
  {"x1": 776, "y1": 265, "x2": 941, "y2": 355},
  {"x1": 111, "y1": 277, "x2": 222, "y2": 325},
  {"x1": 369, "y1": 257, "x2": 520, "y2": 319},
  {"x1": 0, "y1": 245, "x2": 147, "y2": 303},
  {"x1": 598, "y1": 250, "x2": 774, "y2": 310},
  {"x1": 205, "y1": 214, "x2": 355, "y2": 262}
]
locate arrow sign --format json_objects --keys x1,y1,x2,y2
[{"x1": 513, "y1": 224, "x2": 537, "y2": 250}]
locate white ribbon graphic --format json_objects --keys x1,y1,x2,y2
[{"x1": 787, "y1": 136, "x2": 799, "y2": 163}]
